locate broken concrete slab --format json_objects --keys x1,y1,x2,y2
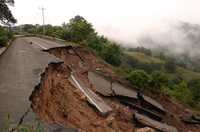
[
  {"x1": 88, "y1": 72, "x2": 113, "y2": 96},
  {"x1": 69, "y1": 74, "x2": 112, "y2": 116},
  {"x1": 135, "y1": 112, "x2": 177, "y2": 132},
  {"x1": 112, "y1": 82, "x2": 138, "y2": 99},
  {"x1": 88, "y1": 72, "x2": 138, "y2": 98},
  {"x1": 192, "y1": 115, "x2": 200, "y2": 122},
  {"x1": 88, "y1": 72, "x2": 165, "y2": 114},
  {"x1": 112, "y1": 82, "x2": 165, "y2": 114},
  {"x1": 136, "y1": 127, "x2": 155, "y2": 132},
  {"x1": 181, "y1": 116, "x2": 200, "y2": 125},
  {"x1": 143, "y1": 95, "x2": 166, "y2": 114},
  {"x1": 120, "y1": 99, "x2": 163, "y2": 121}
]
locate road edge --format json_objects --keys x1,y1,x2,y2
[{"x1": 0, "y1": 36, "x2": 16, "y2": 57}]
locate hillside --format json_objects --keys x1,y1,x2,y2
[
  {"x1": 30, "y1": 44, "x2": 200, "y2": 131},
  {"x1": 124, "y1": 51, "x2": 200, "y2": 81},
  {"x1": 122, "y1": 50, "x2": 200, "y2": 112},
  {"x1": 125, "y1": 51, "x2": 164, "y2": 64}
]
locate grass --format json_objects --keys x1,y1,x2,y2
[
  {"x1": 125, "y1": 51, "x2": 164, "y2": 64},
  {"x1": 176, "y1": 66, "x2": 200, "y2": 81},
  {"x1": 124, "y1": 51, "x2": 200, "y2": 111},
  {"x1": 125, "y1": 51, "x2": 200, "y2": 81},
  {"x1": 2, "y1": 113, "x2": 44, "y2": 132}
]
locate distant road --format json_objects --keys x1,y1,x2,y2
[{"x1": 0, "y1": 37, "x2": 64, "y2": 129}]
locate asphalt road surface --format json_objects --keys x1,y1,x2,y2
[{"x1": 0, "y1": 37, "x2": 63, "y2": 129}]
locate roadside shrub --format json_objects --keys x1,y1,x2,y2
[{"x1": 0, "y1": 26, "x2": 12, "y2": 47}]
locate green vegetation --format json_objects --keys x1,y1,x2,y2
[
  {"x1": 125, "y1": 51, "x2": 164, "y2": 64},
  {"x1": 0, "y1": 0, "x2": 17, "y2": 25},
  {"x1": 0, "y1": 26, "x2": 13, "y2": 47},
  {"x1": 3, "y1": 114, "x2": 44, "y2": 132},
  {"x1": 123, "y1": 49, "x2": 200, "y2": 110},
  {"x1": 164, "y1": 58, "x2": 176, "y2": 73},
  {"x1": 62, "y1": 15, "x2": 94, "y2": 42},
  {"x1": 0, "y1": 0, "x2": 16, "y2": 47},
  {"x1": 126, "y1": 69, "x2": 150, "y2": 89}
]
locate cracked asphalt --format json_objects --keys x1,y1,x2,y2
[{"x1": 0, "y1": 37, "x2": 64, "y2": 129}]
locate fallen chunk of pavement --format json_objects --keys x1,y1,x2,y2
[{"x1": 134, "y1": 112, "x2": 177, "y2": 132}]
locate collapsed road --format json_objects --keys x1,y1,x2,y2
[
  {"x1": 30, "y1": 45, "x2": 200, "y2": 131},
  {"x1": 0, "y1": 37, "x2": 63, "y2": 130},
  {"x1": 0, "y1": 36, "x2": 200, "y2": 131}
]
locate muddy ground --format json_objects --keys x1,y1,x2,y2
[{"x1": 30, "y1": 46, "x2": 200, "y2": 132}]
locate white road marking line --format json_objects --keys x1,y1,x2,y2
[
  {"x1": 34, "y1": 43, "x2": 48, "y2": 50},
  {"x1": 19, "y1": 50, "x2": 26, "y2": 53}
]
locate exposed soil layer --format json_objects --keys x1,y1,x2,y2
[{"x1": 30, "y1": 46, "x2": 200, "y2": 132}]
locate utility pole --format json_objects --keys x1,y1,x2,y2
[{"x1": 39, "y1": 7, "x2": 45, "y2": 35}]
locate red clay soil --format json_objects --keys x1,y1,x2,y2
[
  {"x1": 30, "y1": 62, "x2": 135, "y2": 132},
  {"x1": 30, "y1": 46, "x2": 200, "y2": 132}
]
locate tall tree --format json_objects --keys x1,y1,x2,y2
[
  {"x1": 0, "y1": 0, "x2": 16, "y2": 25},
  {"x1": 62, "y1": 15, "x2": 94, "y2": 42}
]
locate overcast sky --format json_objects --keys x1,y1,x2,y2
[{"x1": 10, "y1": 0, "x2": 200, "y2": 44}]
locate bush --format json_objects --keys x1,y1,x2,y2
[
  {"x1": 126, "y1": 69, "x2": 150, "y2": 89},
  {"x1": 100, "y1": 42, "x2": 122, "y2": 66},
  {"x1": 0, "y1": 26, "x2": 12, "y2": 47},
  {"x1": 188, "y1": 79, "x2": 200, "y2": 102},
  {"x1": 86, "y1": 34, "x2": 105, "y2": 52},
  {"x1": 170, "y1": 81, "x2": 194, "y2": 107},
  {"x1": 86, "y1": 34, "x2": 122, "y2": 66},
  {"x1": 149, "y1": 71, "x2": 168, "y2": 93}
]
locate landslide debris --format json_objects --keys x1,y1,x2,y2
[
  {"x1": 30, "y1": 46, "x2": 135, "y2": 131},
  {"x1": 30, "y1": 46, "x2": 200, "y2": 132}
]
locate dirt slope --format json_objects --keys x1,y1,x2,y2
[{"x1": 30, "y1": 46, "x2": 200, "y2": 132}]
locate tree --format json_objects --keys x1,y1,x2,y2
[
  {"x1": 0, "y1": 0, "x2": 17, "y2": 25},
  {"x1": 21, "y1": 24, "x2": 36, "y2": 33},
  {"x1": 62, "y1": 15, "x2": 95, "y2": 42}
]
